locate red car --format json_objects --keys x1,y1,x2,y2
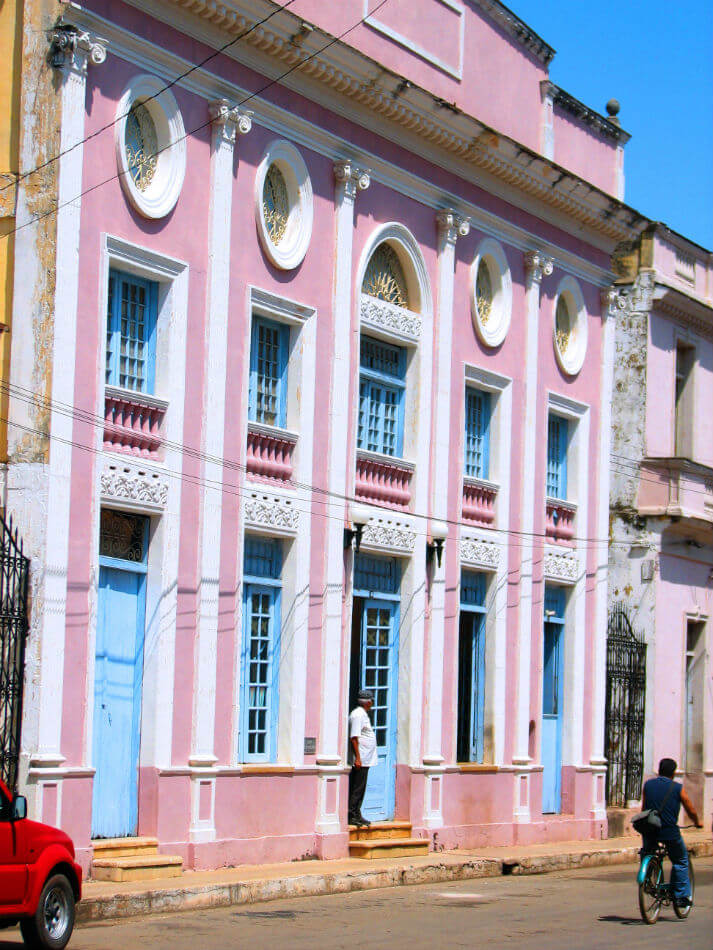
[{"x1": 0, "y1": 778, "x2": 81, "y2": 949}]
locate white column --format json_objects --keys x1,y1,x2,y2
[
  {"x1": 191, "y1": 102, "x2": 251, "y2": 774},
  {"x1": 316, "y1": 160, "x2": 369, "y2": 835},
  {"x1": 588, "y1": 289, "x2": 619, "y2": 818},
  {"x1": 422, "y1": 210, "x2": 469, "y2": 828},
  {"x1": 513, "y1": 251, "x2": 551, "y2": 819},
  {"x1": 17, "y1": 30, "x2": 106, "y2": 770}
]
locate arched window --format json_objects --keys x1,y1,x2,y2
[{"x1": 362, "y1": 243, "x2": 410, "y2": 309}]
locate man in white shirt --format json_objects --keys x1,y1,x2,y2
[{"x1": 348, "y1": 689, "x2": 377, "y2": 827}]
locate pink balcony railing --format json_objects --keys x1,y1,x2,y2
[
  {"x1": 355, "y1": 452, "x2": 413, "y2": 510},
  {"x1": 246, "y1": 423, "x2": 297, "y2": 485},
  {"x1": 103, "y1": 387, "x2": 167, "y2": 459},
  {"x1": 545, "y1": 499, "x2": 577, "y2": 544},
  {"x1": 462, "y1": 479, "x2": 497, "y2": 525}
]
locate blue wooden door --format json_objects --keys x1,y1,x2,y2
[
  {"x1": 92, "y1": 565, "x2": 146, "y2": 838},
  {"x1": 541, "y1": 589, "x2": 565, "y2": 814},
  {"x1": 360, "y1": 600, "x2": 398, "y2": 821}
]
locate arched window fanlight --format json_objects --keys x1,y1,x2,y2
[{"x1": 362, "y1": 243, "x2": 410, "y2": 309}]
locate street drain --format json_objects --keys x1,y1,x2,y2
[{"x1": 502, "y1": 860, "x2": 519, "y2": 875}]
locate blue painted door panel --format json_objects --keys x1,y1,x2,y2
[
  {"x1": 92, "y1": 566, "x2": 146, "y2": 838},
  {"x1": 541, "y1": 620, "x2": 563, "y2": 814},
  {"x1": 360, "y1": 599, "x2": 398, "y2": 821}
]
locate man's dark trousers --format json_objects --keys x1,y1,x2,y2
[{"x1": 348, "y1": 765, "x2": 369, "y2": 822}]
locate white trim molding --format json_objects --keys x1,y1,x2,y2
[
  {"x1": 243, "y1": 489, "x2": 300, "y2": 537},
  {"x1": 100, "y1": 456, "x2": 169, "y2": 513},
  {"x1": 543, "y1": 546, "x2": 579, "y2": 585},
  {"x1": 460, "y1": 535, "x2": 501, "y2": 571}
]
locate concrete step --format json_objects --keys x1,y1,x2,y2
[
  {"x1": 349, "y1": 821, "x2": 413, "y2": 841},
  {"x1": 91, "y1": 853, "x2": 183, "y2": 883},
  {"x1": 348, "y1": 837, "x2": 429, "y2": 860},
  {"x1": 92, "y1": 837, "x2": 160, "y2": 859}
]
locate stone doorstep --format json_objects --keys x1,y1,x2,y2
[
  {"x1": 349, "y1": 821, "x2": 413, "y2": 841},
  {"x1": 348, "y1": 838, "x2": 430, "y2": 859},
  {"x1": 92, "y1": 837, "x2": 160, "y2": 859},
  {"x1": 91, "y1": 855, "x2": 184, "y2": 883}
]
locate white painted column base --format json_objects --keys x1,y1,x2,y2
[
  {"x1": 422, "y1": 756, "x2": 446, "y2": 829},
  {"x1": 512, "y1": 758, "x2": 535, "y2": 824},
  {"x1": 188, "y1": 762, "x2": 219, "y2": 844},
  {"x1": 315, "y1": 758, "x2": 343, "y2": 836}
]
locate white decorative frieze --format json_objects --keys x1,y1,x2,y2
[
  {"x1": 360, "y1": 516, "x2": 417, "y2": 555},
  {"x1": 244, "y1": 490, "x2": 300, "y2": 536},
  {"x1": 544, "y1": 550, "x2": 578, "y2": 584},
  {"x1": 460, "y1": 536, "x2": 500, "y2": 570},
  {"x1": 360, "y1": 293, "x2": 421, "y2": 343},
  {"x1": 101, "y1": 458, "x2": 168, "y2": 512}
]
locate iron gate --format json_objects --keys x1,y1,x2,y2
[
  {"x1": 605, "y1": 602, "x2": 646, "y2": 807},
  {"x1": 0, "y1": 515, "x2": 29, "y2": 791}
]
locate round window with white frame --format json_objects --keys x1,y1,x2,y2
[
  {"x1": 470, "y1": 239, "x2": 512, "y2": 348},
  {"x1": 255, "y1": 141, "x2": 313, "y2": 270},
  {"x1": 115, "y1": 75, "x2": 187, "y2": 219},
  {"x1": 553, "y1": 277, "x2": 587, "y2": 376}
]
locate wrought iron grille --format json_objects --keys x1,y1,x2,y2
[
  {"x1": 0, "y1": 515, "x2": 29, "y2": 791},
  {"x1": 605, "y1": 602, "x2": 647, "y2": 807}
]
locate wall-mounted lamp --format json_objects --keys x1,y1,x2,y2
[
  {"x1": 426, "y1": 520, "x2": 448, "y2": 570},
  {"x1": 344, "y1": 505, "x2": 372, "y2": 554}
]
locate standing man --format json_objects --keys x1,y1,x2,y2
[
  {"x1": 348, "y1": 689, "x2": 376, "y2": 827},
  {"x1": 639, "y1": 757, "x2": 703, "y2": 909}
]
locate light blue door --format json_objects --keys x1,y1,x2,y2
[
  {"x1": 360, "y1": 600, "x2": 398, "y2": 822},
  {"x1": 542, "y1": 588, "x2": 565, "y2": 814},
  {"x1": 92, "y1": 512, "x2": 148, "y2": 839}
]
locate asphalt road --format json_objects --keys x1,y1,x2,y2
[{"x1": 2, "y1": 859, "x2": 711, "y2": 950}]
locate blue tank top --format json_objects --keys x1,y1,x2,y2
[{"x1": 643, "y1": 776, "x2": 682, "y2": 840}]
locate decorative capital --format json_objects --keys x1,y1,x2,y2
[
  {"x1": 614, "y1": 270, "x2": 655, "y2": 316},
  {"x1": 334, "y1": 160, "x2": 370, "y2": 200},
  {"x1": 209, "y1": 99, "x2": 252, "y2": 144},
  {"x1": 436, "y1": 208, "x2": 470, "y2": 245},
  {"x1": 48, "y1": 24, "x2": 107, "y2": 74},
  {"x1": 600, "y1": 286, "x2": 627, "y2": 320},
  {"x1": 524, "y1": 250, "x2": 554, "y2": 284}
]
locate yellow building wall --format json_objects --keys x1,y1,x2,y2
[{"x1": 0, "y1": 0, "x2": 23, "y2": 462}]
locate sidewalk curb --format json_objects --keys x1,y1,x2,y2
[{"x1": 76, "y1": 840, "x2": 712, "y2": 925}]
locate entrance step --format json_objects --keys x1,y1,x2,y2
[
  {"x1": 91, "y1": 838, "x2": 183, "y2": 882},
  {"x1": 348, "y1": 822, "x2": 429, "y2": 859}
]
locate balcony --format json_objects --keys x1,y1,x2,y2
[
  {"x1": 103, "y1": 386, "x2": 167, "y2": 459},
  {"x1": 638, "y1": 457, "x2": 713, "y2": 526},
  {"x1": 246, "y1": 422, "x2": 297, "y2": 485},
  {"x1": 355, "y1": 450, "x2": 413, "y2": 511},
  {"x1": 545, "y1": 498, "x2": 577, "y2": 544},
  {"x1": 462, "y1": 477, "x2": 498, "y2": 526}
]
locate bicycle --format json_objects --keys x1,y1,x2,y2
[{"x1": 637, "y1": 833, "x2": 695, "y2": 924}]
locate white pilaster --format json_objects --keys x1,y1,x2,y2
[
  {"x1": 191, "y1": 102, "x2": 251, "y2": 775},
  {"x1": 316, "y1": 160, "x2": 369, "y2": 834},
  {"x1": 21, "y1": 30, "x2": 106, "y2": 767},
  {"x1": 513, "y1": 252, "x2": 552, "y2": 796}
]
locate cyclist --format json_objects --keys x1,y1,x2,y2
[{"x1": 639, "y1": 757, "x2": 703, "y2": 910}]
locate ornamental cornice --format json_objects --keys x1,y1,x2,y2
[
  {"x1": 524, "y1": 251, "x2": 554, "y2": 284},
  {"x1": 244, "y1": 491, "x2": 299, "y2": 536},
  {"x1": 100, "y1": 457, "x2": 168, "y2": 512},
  {"x1": 102, "y1": 0, "x2": 645, "y2": 245},
  {"x1": 360, "y1": 293, "x2": 422, "y2": 343},
  {"x1": 208, "y1": 98, "x2": 253, "y2": 143},
  {"x1": 334, "y1": 160, "x2": 371, "y2": 200},
  {"x1": 460, "y1": 536, "x2": 500, "y2": 570},
  {"x1": 474, "y1": 0, "x2": 555, "y2": 65},
  {"x1": 436, "y1": 208, "x2": 471, "y2": 246},
  {"x1": 360, "y1": 519, "x2": 417, "y2": 555},
  {"x1": 543, "y1": 550, "x2": 578, "y2": 584},
  {"x1": 540, "y1": 82, "x2": 630, "y2": 144}
]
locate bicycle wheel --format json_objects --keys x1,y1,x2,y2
[
  {"x1": 639, "y1": 856, "x2": 663, "y2": 924},
  {"x1": 673, "y1": 852, "x2": 695, "y2": 919}
]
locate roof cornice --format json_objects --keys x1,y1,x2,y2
[
  {"x1": 541, "y1": 81, "x2": 631, "y2": 144},
  {"x1": 66, "y1": 0, "x2": 647, "y2": 246},
  {"x1": 474, "y1": 0, "x2": 555, "y2": 65}
]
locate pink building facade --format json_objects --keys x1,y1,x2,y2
[
  {"x1": 7, "y1": 0, "x2": 646, "y2": 871},
  {"x1": 609, "y1": 225, "x2": 713, "y2": 824}
]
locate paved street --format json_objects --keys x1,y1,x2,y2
[{"x1": 2, "y1": 859, "x2": 711, "y2": 950}]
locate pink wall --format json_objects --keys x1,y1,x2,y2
[{"x1": 552, "y1": 108, "x2": 618, "y2": 196}]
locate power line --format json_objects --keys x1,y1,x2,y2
[{"x1": 0, "y1": 0, "x2": 394, "y2": 242}]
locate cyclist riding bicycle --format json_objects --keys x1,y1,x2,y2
[{"x1": 639, "y1": 757, "x2": 702, "y2": 910}]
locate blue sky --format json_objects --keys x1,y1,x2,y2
[{"x1": 510, "y1": 0, "x2": 713, "y2": 250}]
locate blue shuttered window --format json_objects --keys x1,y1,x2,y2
[
  {"x1": 464, "y1": 389, "x2": 491, "y2": 479},
  {"x1": 457, "y1": 571, "x2": 487, "y2": 763},
  {"x1": 106, "y1": 270, "x2": 158, "y2": 394},
  {"x1": 546, "y1": 414, "x2": 568, "y2": 499},
  {"x1": 240, "y1": 536, "x2": 282, "y2": 763},
  {"x1": 249, "y1": 317, "x2": 289, "y2": 427},
  {"x1": 358, "y1": 336, "x2": 406, "y2": 457}
]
